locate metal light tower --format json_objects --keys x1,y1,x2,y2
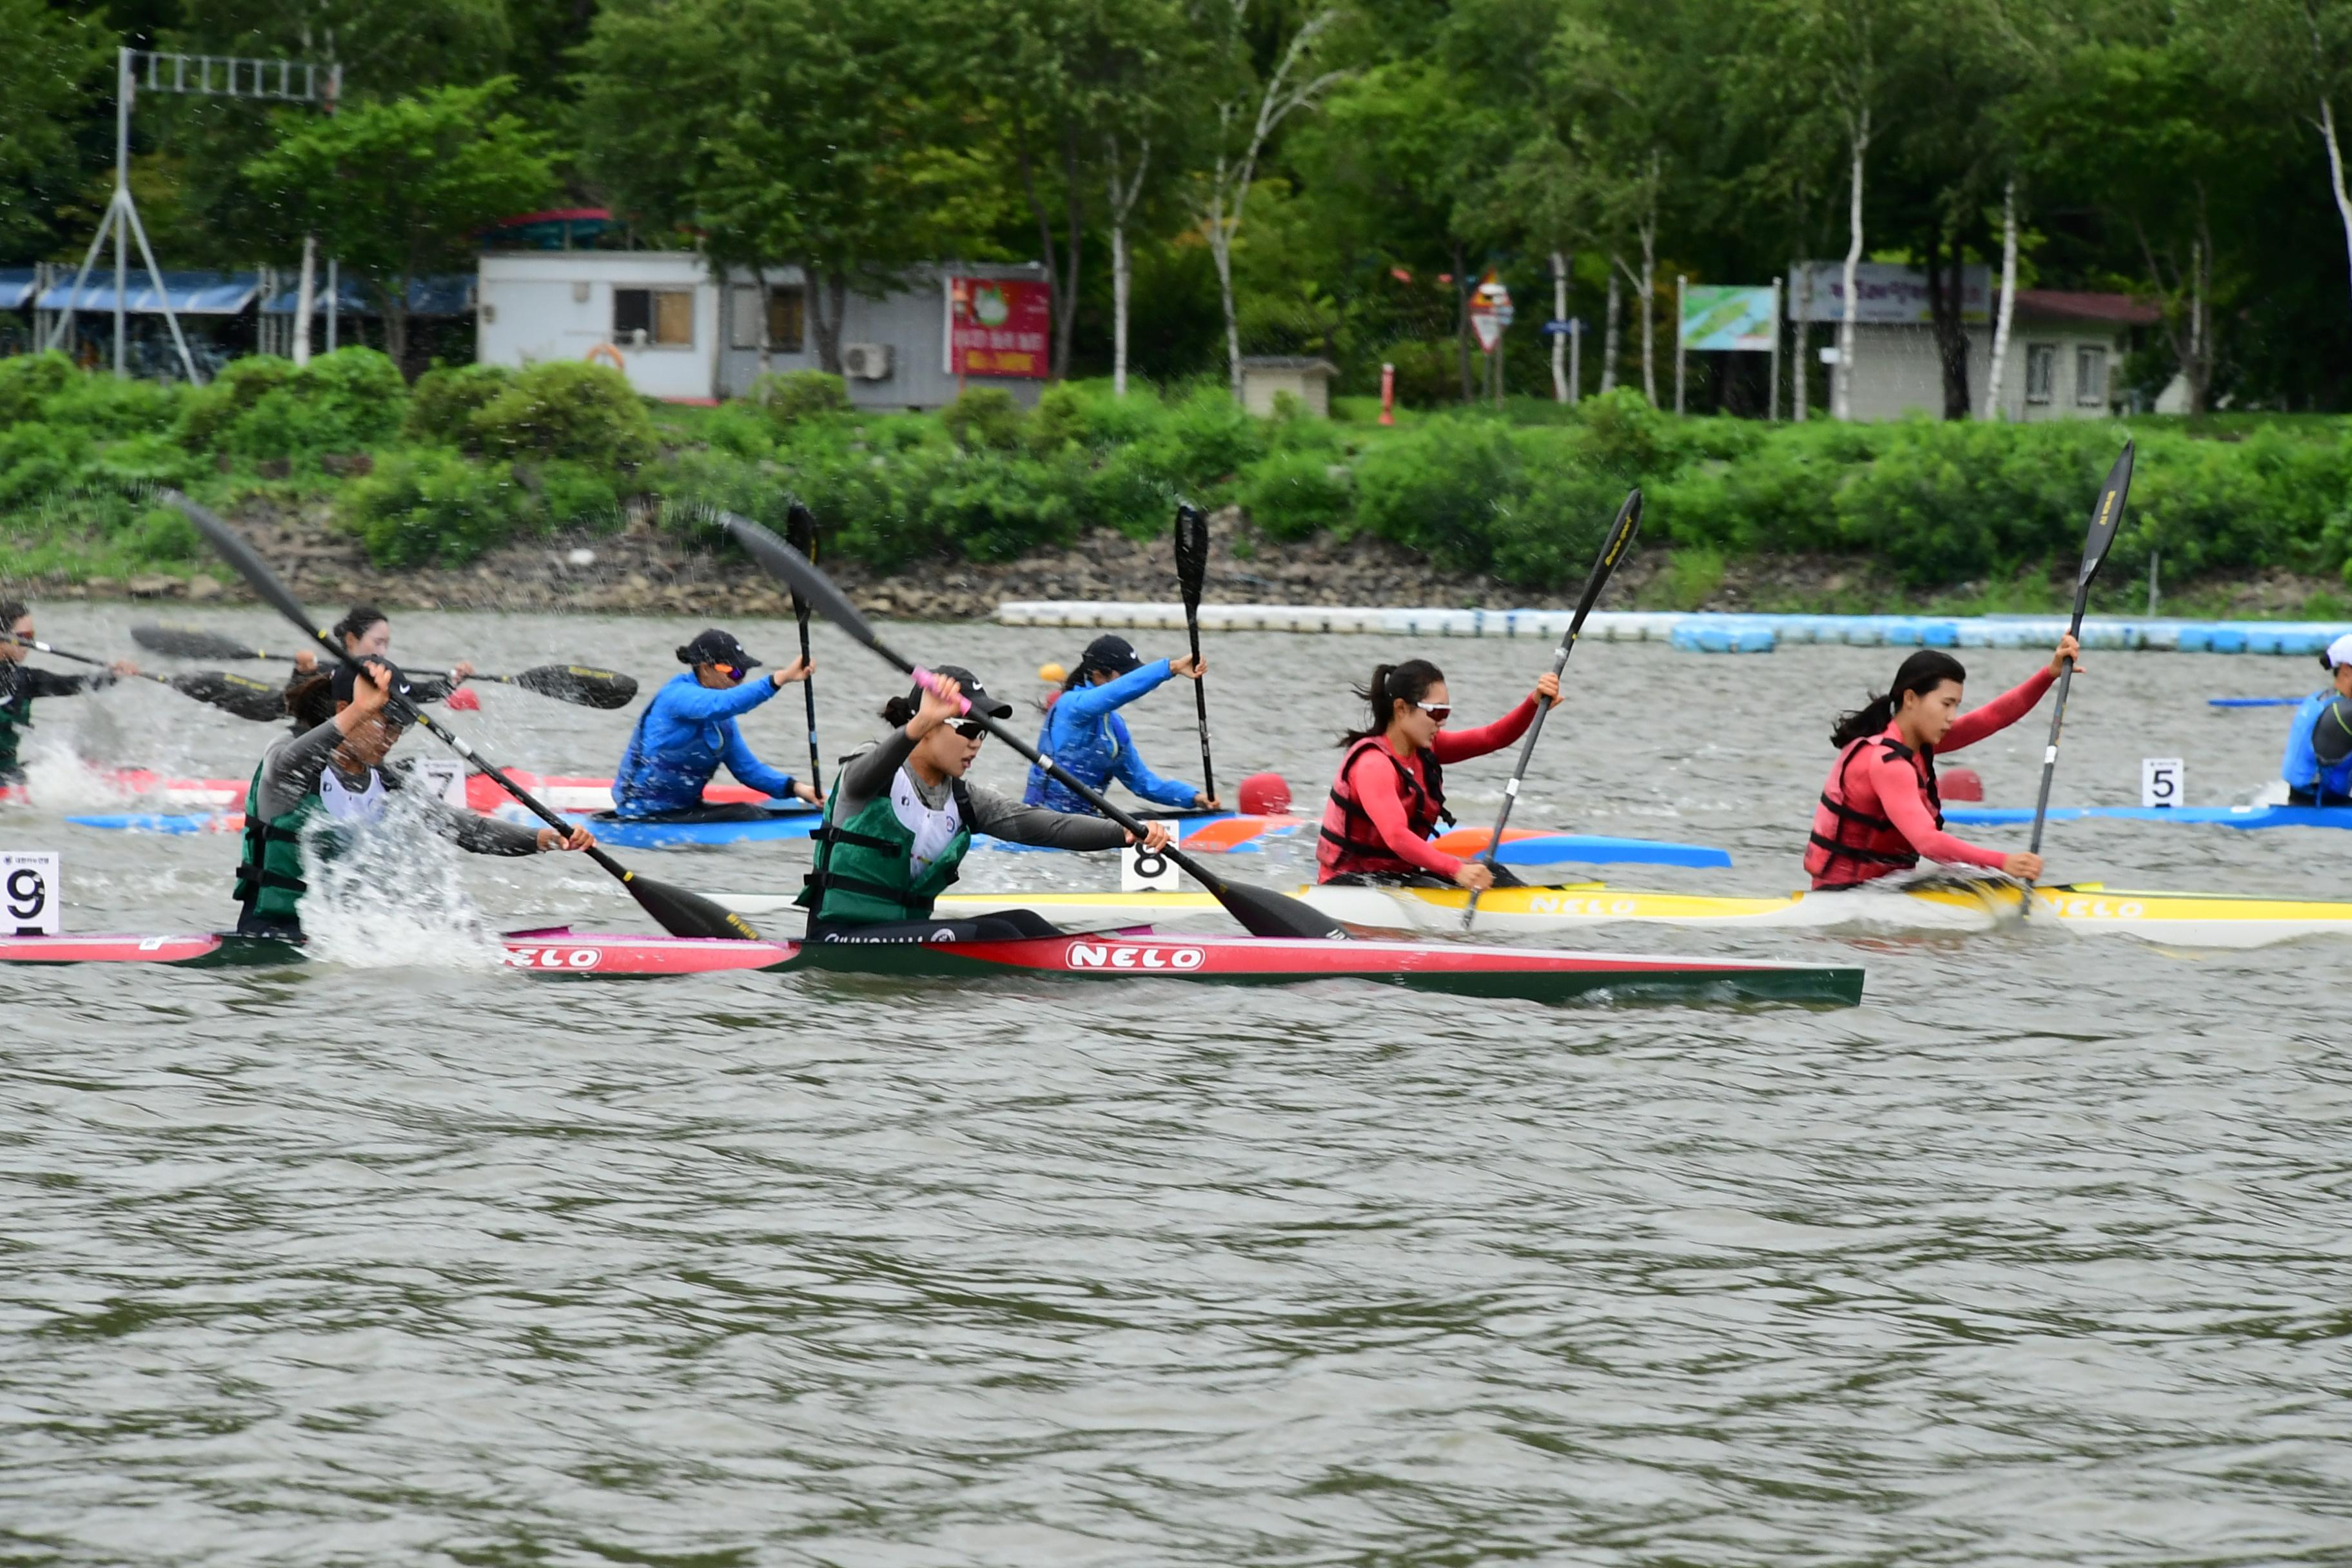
[{"x1": 46, "y1": 48, "x2": 339, "y2": 384}]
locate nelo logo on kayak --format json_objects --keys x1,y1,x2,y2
[
  {"x1": 501, "y1": 946, "x2": 602, "y2": 970},
  {"x1": 1066, "y1": 942, "x2": 1206, "y2": 971}
]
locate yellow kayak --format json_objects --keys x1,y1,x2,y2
[{"x1": 897, "y1": 881, "x2": 2352, "y2": 948}]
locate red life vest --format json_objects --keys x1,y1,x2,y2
[
  {"x1": 1805, "y1": 734, "x2": 1943, "y2": 888},
  {"x1": 1317, "y1": 736, "x2": 1451, "y2": 880}
]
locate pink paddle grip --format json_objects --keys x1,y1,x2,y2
[{"x1": 910, "y1": 667, "x2": 972, "y2": 714}]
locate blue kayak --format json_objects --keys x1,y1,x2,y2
[
  {"x1": 1945, "y1": 803, "x2": 2352, "y2": 830},
  {"x1": 64, "y1": 804, "x2": 1734, "y2": 867}
]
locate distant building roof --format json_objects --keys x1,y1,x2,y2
[
  {"x1": 2015, "y1": 289, "x2": 2161, "y2": 326},
  {"x1": 259, "y1": 273, "x2": 474, "y2": 317},
  {"x1": 482, "y1": 207, "x2": 620, "y2": 250},
  {"x1": 37, "y1": 271, "x2": 259, "y2": 316},
  {"x1": 1240, "y1": 355, "x2": 1340, "y2": 375},
  {"x1": 0, "y1": 268, "x2": 36, "y2": 310}
]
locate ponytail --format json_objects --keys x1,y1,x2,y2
[
  {"x1": 1831, "y1": 649, "x2": 1968, "y2": 748},
  {"x1": 1340, "y1": 658, "x2": 1443, "y2": 747},
  {"x1": 880, "y1": 692, "x2": 921, "y2": 727},
  {"x1": 285, "y1": 669, "x2": 336, "y2": 729}
]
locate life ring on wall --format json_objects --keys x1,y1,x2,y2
[{"x1": 585, "y1": 341, "x2": 626, "y2": 370}]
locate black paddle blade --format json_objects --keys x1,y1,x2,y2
[
  {"x1": 1574, "y1": 489, "x2": 1643, "y2": 620},
  {"x1": 783, "y1": 502, "x2": 818, "y2": 620},
  {"x1": 1201, "y1": 874, "x2": 1348, "y2": 939},
  {"x1": 1173, "y1": 503, "x2": 1210, "y2": 608},
  {"x1": 618, "y1": 866, "x2": 763, "y2": 941},
  {"x1": 133, "y1": 622, "x2": 269, "y2": 660},
  {"x1": 721, "y1": 512, "x2": 899, "y2": 667},
  {"x1": 504, "y1": 664, "x2": 639, "y2": 709},
  {"x1": 170, "y1": 669, "x2": 286, "y2": 722},
  {"x1": 162, "y1": 492, "x2": 339, "y2": 660},
  {"x1": 2075, "y1": 441, "x2": 2135, "y2": 592}
]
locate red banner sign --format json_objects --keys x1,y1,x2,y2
[{"x1": 948, "y1": 277, "x2": 1050, "y2": 378}]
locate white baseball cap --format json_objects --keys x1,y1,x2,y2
[{"x1": 2330, "y1": 632, "x2": 2352, "y2": 668}]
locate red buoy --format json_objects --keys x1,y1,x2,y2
[
  {"x1": 1940, "y1": 765, "x2": 1983, "y2": 801},
  {"x1": 444, "y1": 686, "x2": 481, "y2": 711},
  {"x1": 1236, "y1": 770, "x2": 1292, "y2": 816}
]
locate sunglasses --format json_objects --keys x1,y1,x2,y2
[
  {"x1": 947, "y1": 718, "x2": 987, "y2": 741},
  {"x1": 1413, "y1": 702, "x2": 1453, "y2": 724}
]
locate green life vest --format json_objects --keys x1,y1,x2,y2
[
  {"x1": 0, "y1": 677, "x2": 30, "y2": 778},
  {"x1": 234, "y1": 758, "x2": 318, "y2": 926},
  {"x1": 796, "y1": 765, "x2": 975, "y2": 925}
]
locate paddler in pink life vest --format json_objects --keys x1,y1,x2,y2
[
  {"x1": 1316, "y1": 658, "x2": 1563, "y2": 889},
  {"x1": 1805, "y1": 636, "x2": 2081, "y2": 890}
]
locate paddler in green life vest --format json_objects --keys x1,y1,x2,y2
[
  {"x1": 798, "y1": 665, "x2": 1175, "y2": 943},
  {"x1": 1, "y1": 599, "x2": 139, "y2": 787},
  {"x1": 2280, "y1": 632, "x2": 2352, "y2": 807},
  {"x1": 234, "y1": 657, "x2": 594, "y2": 940}
]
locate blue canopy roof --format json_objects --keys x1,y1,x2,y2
[
  {"x1": 259, "y1": 273, "x2": 474, "y2": 318},
  {"x1": 0, "y1": 269, "x2": 37, "y2": 310},
  {"x1": 37, "y1": 270, "x2": 260, "y2": 316}
]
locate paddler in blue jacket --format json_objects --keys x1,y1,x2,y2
[
  {"x1": 610, "y1": 628, "x2": 819, "y2": 822},
  {"x1": 2281, "y1": 632, "x2": 2352, "y2": 807},
  {"x1": 1022, "y1": 634, "x2": 1219, "y2": 816}
]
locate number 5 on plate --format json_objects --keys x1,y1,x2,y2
[{"x1": 2, "y1": 850, "x2": 62, "y2": 936}]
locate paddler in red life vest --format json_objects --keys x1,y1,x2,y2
[
  {"x1": 1805, "y1": 638, "x2": 2081, "y2": 890},
  {"x1": 1316, "y1": 658, "x2": 1563, "y2": 889}
]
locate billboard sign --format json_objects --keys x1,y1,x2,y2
[
  {"x1": 948, "y1": 277, "x2": 1050, "y2": 378},
  {"x1": 1787, "y1": 262, "x2": 1990, "y2": 325},
  {"x1": 1680, "y1": 285, "x2": 1777, "y2": 351}
]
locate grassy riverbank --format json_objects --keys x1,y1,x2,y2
[{"x1": 5, "y1": 350, "x2": 2351, "y2": 620}]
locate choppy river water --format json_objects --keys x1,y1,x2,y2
[{"x1": 4, "y1": 603, "x2": 2347, "y2": 1565}]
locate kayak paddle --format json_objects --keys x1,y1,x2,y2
[
  {"x1": 784, "y1": 502, "x2": 826, "y2": 796},
  {"x1": 132, "y1": 623, "x2": 638, "y2": 710},
  {"x1": 2026, "y1": 440, "x2": 2135, "y2": 877},
  {"x1": 1173, "y1": 502, "x2": 1218, "y2": 805},
  {"x1": 1, "y1": 632, "x2": 289, "y2": 723},
  {"x1": 1463, "y1": 488, "x2": 1643, "y2": 932},
  {"x1": 718, "y1": 509, "x2": 1349, "y2": 941},
  {"x1": 159, "y1": 490, "x2": 759, "y2": 943}
]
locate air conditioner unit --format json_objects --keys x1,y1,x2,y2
[{"x1": 841, "y1": 342, "x2": 894, "y2": 380}]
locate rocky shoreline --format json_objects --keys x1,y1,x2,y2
[{"x1": 15, "y1": 498, "x2": 2343, "y2": 622}]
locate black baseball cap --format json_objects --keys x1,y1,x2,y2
[
  {"x1": 910, "y1": 663, "x2": 1012, "y2": 720},
  {"x1": 678, "y1": 629, "x2": 760, "y2": 669},
  {"x1": 1081, "y1": 634, "x2": 1143, "y2": 678}
]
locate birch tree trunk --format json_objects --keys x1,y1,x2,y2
[
  {"x1": 1106, "y1": 133, "x2": 1149, "y2": 398},
  {"x1": 292, "y1": 233, "x2": 316, "y2": 368},
  {"x1": 1601, "y1": 264, "x2": 1622, "y2": 395},
  {"x1": 2320, "y1": 94, "x2": 2352, "y2": 316},
  {"x1": 1984, "y1": 177, "x2": 2018, "y2": 420},
  {"x1": 1834, "y1": 108, "x2": 1870, "y2": 422},
  {"x1": 1549, "y1": 250, "x2": 1570, "y2": 402}
]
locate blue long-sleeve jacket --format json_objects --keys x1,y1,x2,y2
[
  {"x1": 1022, "y1": 658, "x2": 1199, "y2": 814},
  {"x1": 611, "y1": 671, "x2": 797, "y2": 818}
]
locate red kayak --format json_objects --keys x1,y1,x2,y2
[{"x1": 0, "y1": 926, "x2": 1863, "y2": 1005}]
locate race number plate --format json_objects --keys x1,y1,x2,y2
[
  {"x1": 2141, "y1": 757, "x2": 2184, "y2": 808},
  {"x1": 2, "y1": 849, "x2": 63, "y2": 936}
]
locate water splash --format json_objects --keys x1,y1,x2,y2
[{"x1": 297, "y1": 787, "x2": 501, "y2": 971}]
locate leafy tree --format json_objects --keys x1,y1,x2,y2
[
  {"x1": 2203, "y1": 0, "x2": 2352, "y2": 322},
  {"x1": 0, "y1": 0, "x2": 108, "y2": 257},
  {"x1": 243, "y1": 78, "x2": 554, "y2": 368}
]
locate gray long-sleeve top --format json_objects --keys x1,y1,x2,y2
[
  {"x1": 836, "y1": 727, "x2": 1132, "y2": 852},
  {"x1": 255, "y1": 720, "x2": 543, "y2": 856}
]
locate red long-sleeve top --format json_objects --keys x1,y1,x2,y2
[
  {"x1": 1337, "y1": 697, "x2": 1538, "y2": 878},
  {"x1": 1839, "y1": 668, "x2": 2054, "y2": 870}
]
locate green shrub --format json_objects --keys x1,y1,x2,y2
[
  {"x1": 1239, "y1": 449, "x2": 1351, "y2": 540},
  {"x1": 406, "y1": 362, "x2": 515, "y2": 446},
  {"x1": 174, "y1": 355, "x2": 295, "y2": 450},
  {"x1": 469, "y1": 361, "x2": 657, "y2": 468},
  {"x1": 342, "y1": 448, "x2": 534, "y2": 565},
  {"x1": 525, "y1": 458, "x2": 623, "y2": 527},
  {"x1": 0, "y1": 353, "x2": 74, "y2": 426},
  {"x1": 36, "y1": 371, "x2": 184, "y2": 438},
  {"x1": 126, "y1": 502, "x2": 204, "y2": 561},
  {"x1": 941, "y1": 386, "x2": 1027, "y2": 451},
  {"x1": 749, "y1": 369, "x2": 850, "y2": 426},
  {"x1": 0, "y1": 422, "x2": 92, "y2": 509},
  {"x1": 1350, "y1": 415, "x2": 1527, "y2": 573}
]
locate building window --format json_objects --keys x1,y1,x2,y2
[
  {"x1": 2075, "y1": 345, "x2": 2108, "y2": 406},
  {"x1": 614, "y1": 287, "x2": 693, "y2": 347},
  {"x1": 2025, "y1": 344, "x2": 2055, "y2": 404},
  {"x1": 729, "y1": 285, "x2": 805, "y2": 352}
]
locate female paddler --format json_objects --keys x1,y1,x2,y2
[
  {"x1": 1023, "y1": 634, "x2": 1219, "y2": 814},
  {"x1": 236, "y1": 658, "x2": 594, "y2": 939},
  {"x1": 1315, "y1": 658, "x2": 1563, "y2": 890},
  {"x1": 798, "y1": 665, "x2": 1174, "y2": 943},
  {"x1": 1806, "y1": 637, "x2": 2080, "y2": 888},
  {"x1": 289, "y1": 603, "x2": 471, "y2": 720},
  {"x1": 1, "y1": 600, "x2": 138, "y2": 786},
  {"x1": 611, "y1": 629, "x2": 819, "y2": 821},
  {"x1": 2279, "y1": 633, "x2": 2352, "y2": 807}
]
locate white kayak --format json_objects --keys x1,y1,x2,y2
[{"x1": 707, "y1": 881, "x2": 2352, "y2": 949}]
